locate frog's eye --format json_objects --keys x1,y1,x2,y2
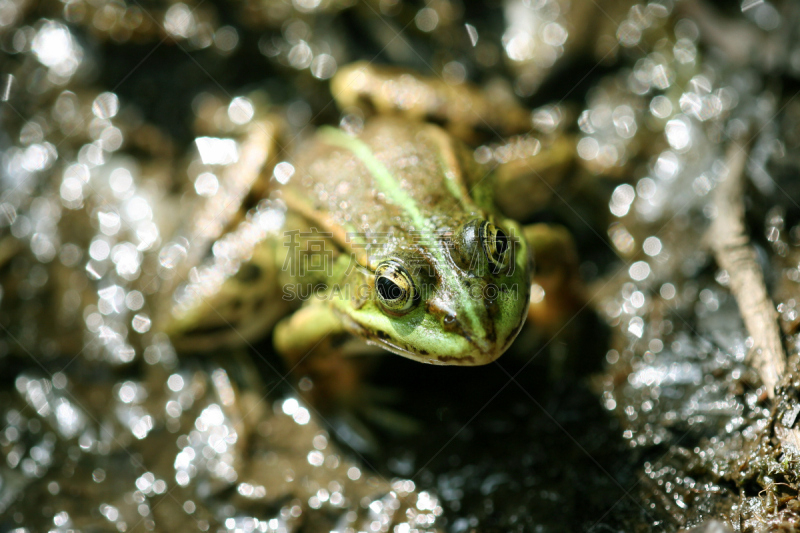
[
  {"x1": 374, "y1": 261, "x2": 417, "y2": 314},
  {"x1": 480, "y1": 221, "x2": 510, "y2": 272},
  {"x1": 452, "y1": 219, "x2": 511, "y2": 273}
]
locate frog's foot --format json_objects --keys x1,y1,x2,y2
[{"x1": 330, "y1": 61, "x2": 532, "y2": 138}]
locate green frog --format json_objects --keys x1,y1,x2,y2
[{"x1": 166, "y1": 62, "x2": 582, "y2": 386}]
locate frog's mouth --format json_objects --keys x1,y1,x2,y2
[
  {"x1": 338, "y1": 314, "x2": 451, "y2": 365},
  {"x1": 363, "y1": 336, "x2": 446, "y2": 365},
  {"x1": 337, "y1": 311, "x2": 509, "y2": 366},
  {"x1": 334, "y1": 313, "x2": 404, "y2": 356},
  {"x1": 364, "y1": 327, "x2": 502, "y2": 366},
  {"x1": 364, "y1": 335, "x2": 482, "y2": 365}
]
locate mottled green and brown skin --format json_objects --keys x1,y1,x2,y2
[{"x1": 278, "y1": 119, "x2": 531, "y2": 365}]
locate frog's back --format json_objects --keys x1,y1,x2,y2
[{"x1": 279, "y1": 118, "x2": 483, "y2": 245}]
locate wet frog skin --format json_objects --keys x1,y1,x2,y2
[
  {"x1": 170, "y1": 117, "x2": 532, "y2": 366},
  {"x1": 285, "y1": 119, "x2": 531, "y2": 364}
]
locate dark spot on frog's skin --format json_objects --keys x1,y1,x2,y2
[
  {"x1": 442, "y1": 313, "x2": 460, "y2": 333},
  {"x1": 437, "y1": 354, "x2": 476, "y2": 364},
  {"x1": 419, "y1": 349, "x2": 429, "y2": 356},
  {"x1": 375, "y1": 330, "x2": 390, "y2": 340},
  {"x1": 235, "y1": 263, "x2": 262, "y2": 283},
  {"x1": 484, "y1": 325, "x2": 497, "y2": 344}
]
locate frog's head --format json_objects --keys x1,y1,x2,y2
[{"x1": 333, "y1": 218, "x2": 531, "y2": 365}]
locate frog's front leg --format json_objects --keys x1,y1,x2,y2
[
  {"x1": 273, "y1": 301, "x2": 348, "y2": 363},
  {"x1": 522, "y1": 223, "x2": 595, "y2": 378},
  {"x1": 524, "y1": 224, "x2": 585, "y2": 334},
  {"x1": 273, "y1": 300, "x2": 365, "y2": 410},
  {"x1": 274, "y1": 300, "x2": 418, "y2": 438},
  {"x1": 268, "y1": 238, "x2": 375, "y2": 418}
]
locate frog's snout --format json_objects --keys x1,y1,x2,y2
[
  {"x1": 426, "y1": 297, "x2": 504, "y2": 364},
  {"x1": 429, "y1": 303, "x2": 472, "y2": 340},
  {"x1": 426, "y1": 299, "x2": 456, "y2": 326}
]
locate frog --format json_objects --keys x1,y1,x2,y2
[{"x1": 165, "y1": 62, "x2": 586, "y2": 413}]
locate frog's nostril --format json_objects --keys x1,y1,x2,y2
[{"x1": 442, "y1": 313, "x2": 459, "y2": 331}]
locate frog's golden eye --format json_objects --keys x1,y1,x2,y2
[
  {"x1": 479, "y1": 221, "x2": 510, "y2": 273},
  {"x1": 374, "y1": 261, "x2": 417, "y2": 314},
  {"x1": 452, "y1": 219, "x2": 511, "y2": 273}
]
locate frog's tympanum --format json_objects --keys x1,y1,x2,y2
[{"x1": 167, "y1": 64, "x2": 580, "y2": 378}]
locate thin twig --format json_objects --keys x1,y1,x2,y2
[{"x1": 709, "y1": 140, "x2": 786, "y2": 398}]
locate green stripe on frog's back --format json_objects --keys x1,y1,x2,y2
[{"x1": 318, "y1": 126, "x2": 487, "y2": 339}]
